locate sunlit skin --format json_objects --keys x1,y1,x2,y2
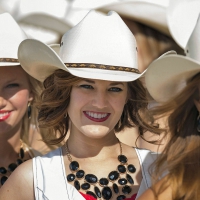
[
  {"x1": 0, "y1": 66, "x2": 33, "y2": 137},
  {"x1": 68, "y1": 79, "x2": 128, "y2": 140},
  {"x1": 0, "y1": 66, "x2": 33, "y2": 167}
]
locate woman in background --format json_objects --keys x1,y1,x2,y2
[
  {"x1": 138, "y1": 12, "x2": 200, "y2": 200},
  {"x1": 0, "y1": 13, "x2": 53, "y2": 187}
]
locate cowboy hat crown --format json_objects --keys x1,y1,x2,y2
[
  {"x1": 0, "y1": 12, "x2": 28, "y2": 66},
  {"x1": 145, "y1": 9, "x2": 200, "y2": 103},
  {"x1": 167, "y1": 0, "x2": 200, "y2": 48}
]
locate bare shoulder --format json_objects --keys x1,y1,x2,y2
[
  {"x1": 137, "y1": 176, "x2": 172, "y2": 200},
  {"x1": 0, "y1": 159, "x2": 34, "y2": 200}
]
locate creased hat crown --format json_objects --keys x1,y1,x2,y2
[
  {"x1": 145, "y1": 12, "x2": 200, "y2": 103},
  {"x1": 167, "y1": 0, "x2": 200, "y2": 48},
  {"x1": 59, "y1": 10, "x2": 138, "y2": 68},
  {"x1": 185, "y1": 15, "x2": 200, "y2": 63},
  {"x1": 0, "y1": 13, "x2": 27, "y2": 66}
]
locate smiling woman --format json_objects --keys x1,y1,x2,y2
[
  {"x1": 0, "y1": 10, "x2": 160, "y2": 200},
  {"x1": 0, "y1": 13, "x2": 56, "y2": 188}
]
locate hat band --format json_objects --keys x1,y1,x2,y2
[
  {"x1": 65, "y1": 63, "x2": 140, "y2": 74},
  {"x1": 0, "y1": 58, "x2": 19, "y2": 62}
]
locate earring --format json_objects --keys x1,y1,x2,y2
[
  {"x1": 197, "y1": 112, "x2": 200, "y2": 132},
  {"x1": 27, "y1": 102, "x2": 32, "y2": 119},
  {"x1": 64, "y1": 113, "x2": 68, "y2": 118}
]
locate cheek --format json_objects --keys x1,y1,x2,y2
[
  {"x1": 111, "y1": 97, "x2": 126, "y2": 113},
  {"x1": 68, "y1": 90, "x2": 89, "y2": 112},
  {"x1": 11, "y1": 90, "x2": 31, "y2": 109}
]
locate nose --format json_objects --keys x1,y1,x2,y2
[
  {"x1": 92, "y1": 90, "x2": 108, "y2": 109},
  {"x1": 0, "y1": 96, "x2": 7, "y2": 109}
]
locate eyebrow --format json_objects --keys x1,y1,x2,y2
[
  {"x1": 83, "y1": 79, "x2": 125, "y2": 86},
  {"x1": 84, "y1": 79, "x2": 95, "y2": 83},
  {"x1": 110, "y1": 82, "x2": 125, "y2": 86}
]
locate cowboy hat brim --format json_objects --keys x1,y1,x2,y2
[
  {"x1": 18, "y1": 39, "x2": 145, "y2": 82},
  {"x1": 145, "y1": 54, "x2": 200, "y2": 102}
]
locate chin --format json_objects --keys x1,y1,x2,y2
[{"x1": 81, "y1": 125, "x2": 110, "y2": 139}]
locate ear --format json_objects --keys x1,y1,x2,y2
[
  {"x1": 194, "y1": 99, "x2": 200, "y2": 112},
  {"x1": 28, "y1": 92, "x2": 34, "y2": 102}
]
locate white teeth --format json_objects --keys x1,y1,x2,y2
[
  {"x1": 86, "y1": 111, "x2": 108, "y2": 119},
  {"x1": 0, "y1": 112, "x2": 9, "y2": 119}
]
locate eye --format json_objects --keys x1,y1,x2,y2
[
  {"x1": 108, "y1": 87, "x2": 122, "y2": 92},
  {"x1": 6, "y1": 83, "x2": 19, "y2": 88},
  {"x1": 79, "y1": 84, "x2": 94, "y2": 89}
]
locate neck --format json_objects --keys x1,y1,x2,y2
[
  {"x1": 67, "y1": 130, "x2": 120, "y2": 160},
  {"x1": 0, "y1": 124, "x2": 22, "y2": 166}
]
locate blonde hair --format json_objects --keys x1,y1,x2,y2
[{"x1": 20, "y1": 74, "x2": 43, "y2": 145}]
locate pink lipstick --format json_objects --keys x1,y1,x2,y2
[
  {"x1": 83, "y1": 111, "x2": 110, "y2": 122},
  {"x1": 0, "y1": 111, "x2": 11, "y2": 122}
]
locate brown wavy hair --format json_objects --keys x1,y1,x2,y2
[
  {"x1": 38, "y1": 69, "x2": 161, "y2": 144},
  {"x1": 150, "y1": 73, "x2": 200, "y2": 200}
]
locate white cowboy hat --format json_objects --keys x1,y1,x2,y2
[
  {"x1": 0, "y1": 12, "x2": 28, "y2": 66},
  {"x1": 72, "y1": 0, "x2": 170, "y2": 36},
  {"x1": 18, "y1": 10, "x2": 144, "y2": 83},
  {"x1": 145, "y1": 14, "x2": 200, "y2": 103},
  {"x1": 167, "y1": 0, "x2": 200, "y2": 48}
]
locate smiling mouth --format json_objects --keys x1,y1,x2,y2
[
  {"x1": 84, "y1": 111, "x2": 110, "y2": 122},
  {"x1": 0, "y1": 112, "x2": 11, "y2": 121}
]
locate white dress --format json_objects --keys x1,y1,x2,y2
[{"x1": 33, "y1": 147, "x2": 158, "y2": 200}]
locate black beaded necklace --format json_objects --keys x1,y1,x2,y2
[
  {"x1": 0, "y1": 140, "x2": 28, "y2": 186},
  {"x1": 65, "y1": 140, "x2": 136, "y2": 200}
]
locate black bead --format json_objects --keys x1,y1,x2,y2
[
  {"x1": 108, "y1": 171, "x2": 119, "y2": 181},
  {"x1": 67, "y1": 173, "x2": 75, "y2": 182},
  {"x1": 0, "y1": 167, "x2": 7, "y2": 174},
  {"x1": 86, "y1": 191, "x2": 97, "y2": 199},
  {"x1": 117, "y1": 164, "x2": 126, "y2": 173},
  {"x1": 127, "y1": 164, "x2": 136, "y2": 173},
  {"x1": 102, "y1": 186, "x2": 112, "y2": 200},
  {"x1": 99, "y1": 178, "x2": 109, "y2": 186},
  {"x1": 117, "y1": 195, "x2": 126, "y2": 200},
  {"x1": 8, "y1": 163, "x2": 17, "y2": 172},
  {"x1": 122, "y1": 185, "x2": 132, "y2": 194},
  {"x1": 113, "y1": 183, "x2": 119, "y2": 194},
  {"x1": 126, "y1": 174, "x2": 134, "y2": 184},
  {"x1": 74, "y1": 180, "x2": 80, "y2": 190},
  {"x1": 118, "y1": 178, "x2": 127, "y2": 185},
  {"x1": 1, "y1": 176, "x2": 8, "y2": 185},
  {"x1": 81, "y1": 183, "x2": 90, "y2": 190},
  {"x1": 76, "y1": 170, "x2": 85, "y2": 179},
  {"x1": 16, "y1": 159, "x2": 23, "y2": 165},
  {"x1": 94, "y1": 186, "x2": 101, "y2": 198},
  {"x1": 85, "y1": 174, "x2": 98, "y2": 184},
  {"x1": 69, "y1": 161, "x2": 79, "y2": 171},
  {"x1": 19, "y1": 148, "x2": 24, "y2": 159},
  {"x1": 118, "y1": 155, "x2": 127, "y2": 164}
]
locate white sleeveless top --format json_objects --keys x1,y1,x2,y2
[{"x1": 33, "y1": 148, "x2": 157, "y2": 200}]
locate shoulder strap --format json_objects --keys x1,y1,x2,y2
[
  {"x1": 33, "y1": 148, "x2": 85, "y2": 200},
  {"x1": 135, "y1": 148, "x2": 158, "y2": 188}
]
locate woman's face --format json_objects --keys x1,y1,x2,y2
[
  {"x1": 68, "y1": 79, "x2": 128, "y2": 139},
  {"x1": 0, "y1": 66, "x2": 33, "y2": 136}
]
